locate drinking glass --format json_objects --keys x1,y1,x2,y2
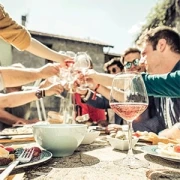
[
  {"x1": 73, "y1": 52, "x2": 91, "y2": 89},
  {"x1": 109, "y1": 72, "x2": 149, "y2": 168}
]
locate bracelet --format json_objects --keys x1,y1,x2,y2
[
  {"x1": 35, "y1": 89, "x2": 45, "y2": 99},
  {"x1": 92, "y1": 84, "x2": 100, "y2": 100}
]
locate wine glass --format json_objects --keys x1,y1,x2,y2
[
  {"x1": 109, "y1": 72, "x2": 149, "y2": 168},
  {"x1": 73, "y1": 52, "x2": 91, "y2": 89}
]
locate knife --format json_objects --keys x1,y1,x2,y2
[{"x1": 0, "y1": 135, "x2": 12, "y2": 139}]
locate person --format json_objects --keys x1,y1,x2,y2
[
  {"x1": 84, "y1": 26, "x2": 180, "y2": 136},
  {"x1": 121, "y1": 47, "x2": 146, "y2": 72},
  {"x1": 84, "y1": 69, "x2": 180, "y2": 97},
  {"x1": 159, "y1": 123, "x2": 180, "y2": 140},
  {"x1": 0, "y1": 63, "x2": 61, "y2": 91},
  {"x1": 0, "y1": 81, "x2": 64, "y2": 109},
  {"x1": 141, "y1": 71, "x2": 180, "y2": 98},
  {"x1": 0, "y1": 4, "x2": 71, "y2": 66},
  {"x1": 138, "y1": 26, "x2": 180, "y2": 130},
  {"x1": 120, "y1": 47, "x2": 164, "y2": 133},
  {"x1": 0, "y1": 63, "x2": 39, "y2": 130},
  {"x1": 80, "y1": 47, "x2": 165, "y2": 133},
  {"x1": 103, "y1": 57, "x2": 124, "y2": 74},
  {"x1": 103, "y1": 58, "x2": 124, "y2": 124},
  {"x1": 74, "y1": 54, "x2": 107, "y2": 125}
]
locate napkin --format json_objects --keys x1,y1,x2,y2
[{"x1": 146, "y1": 169, "x2": 180, "y2": 180}]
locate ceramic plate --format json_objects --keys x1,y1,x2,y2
[
  {"x1": 141, "y1": 145, "x2": 180, "y2": 162},
  {"x1": 0, "y1": 150, "x2": 52, "y2": 171}
]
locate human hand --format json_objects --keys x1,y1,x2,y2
[
  {"x1": 38, "y1": 63, "x2": 61, "y2": 79},
  {"x1": 27, "y1": 119, "x2": 40, "y2": 124},
  {"x1": 14, "y1": 118, "x2": 40, "y2": 125},
  {"x1": 58, "y1": 51, "x2": 75, "y2": 67},
  {"x1": 159, "y1": 123, "x2": 180, "y2": 140},
  {"x1": 44, "y1": 83, "x2": 64, "y2": 96}
]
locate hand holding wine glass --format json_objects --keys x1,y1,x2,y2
[
  {"x1": 73, "y1": 52, "x2": 91, "y2": 89},
  {"x1": 110, "y1": 72, "x2": 149, "y2": 168}
]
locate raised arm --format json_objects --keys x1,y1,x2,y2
[
  {"x1": 86, "y1": 69, "x2": 115, "y2": 87},
  {"x1": 26, "y1": 38, "x2": 70, "y2": 66},
  {"x1": 0, "y1": 63, "x2": 60, "y2": 89},
  {"x1": 0, "y1": 83, "x2": 64, "y2": 108},
  {"x1": 0, "y1": 4, "x2": 70, "y2": 66}
]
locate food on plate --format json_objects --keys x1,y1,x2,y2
[
  {"x1": 47, "y1": 111, "x2": 63, "y2": 124},
  {"x1": 174, "y1": 144, "x2": 180, "y2": 153},
  {"x1": 0, "y1": 147, "x2": 15, "y2": 166},
  {"x1": 75, "y1": 114, "x2": 90, "y2": 123},
  {"x1": 30, "y1": 147, "x2": 41, "y2": 157},
  {"x1": 109, "y1": 131, "x2": 137, "y2": 140},
  {"x1": 115, "y1": 131, "x2": 127, "y2": 140},
  {"x1": 0, "y1": 146, "x2": 42, "y2": 166},
  {"x1": 4, "y1": 146, "x2": 15, "y2": 153},
  {"x1": 0, "y1": 126, "x2": 33, "y2": 135},
  {"x1": 156, "y1": 143, "x2": 180, "y2": 157},
  {"x1": 134, "y1": 131, "x2": 180, "y2": 145}
]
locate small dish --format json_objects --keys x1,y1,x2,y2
[
  {"x1": 107, "y1": 137, "x2": 138, "y2": 151},
  {"x1": 81, "y1": 131, "x2": 100, "y2": 144}
]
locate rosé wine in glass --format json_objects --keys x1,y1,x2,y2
[
  {"x1": 110, "y1": 103, "x2": 148, "y2": 121},
  {"x1": 110, "y1": 72, "x2": 149, "y2": 169}
]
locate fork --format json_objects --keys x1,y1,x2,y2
[{"x1": 0, "y1": 148, "x2": 34, "y2": 180}]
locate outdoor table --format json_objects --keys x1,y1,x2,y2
[{"x1": 2, "y1": 136, "x2": 180, "y2": 180}]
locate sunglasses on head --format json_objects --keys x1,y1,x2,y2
[{"x1": 124, "y1": 59, "x2": 140, "y2": 69}]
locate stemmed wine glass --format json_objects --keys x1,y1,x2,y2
[
  {"x1": 109, "y1": 72, "x2": 149, "y2": 168},
  {"x1": 73, "y1": 52, "x2": 91, "y2": 89}
]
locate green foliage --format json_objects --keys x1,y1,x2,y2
[{"x1": 135, "y1": 0, "x2": 176, "y2": 42}]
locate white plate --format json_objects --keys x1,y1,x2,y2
[
  {"x1": 141, "y1": 145, "x2": 180, "y2": 162},
  {"x1": 0, "y1": 150, "x2": 52, "y2": 170}
]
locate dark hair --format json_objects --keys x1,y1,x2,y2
[
  {"x1": 137, "y1": 26, "x2": 180, "y2": 53},
  {"x1": 103, "y1": 57, "x2": 124, "y2": 72},
  {"x1": 121, "y1": 48, "x2": 141, "y2": 64}
]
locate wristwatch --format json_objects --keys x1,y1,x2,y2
[{"x1": 35, "y1": 89, "x2": 45, "y2": 99}]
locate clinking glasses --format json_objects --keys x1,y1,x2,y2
[{"x1": 124, "y1": 59, "x2": 140, "y2": 69}]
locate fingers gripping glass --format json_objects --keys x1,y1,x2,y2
[{"x1": 124, "y1": 59, "x2": 139, "y2": 69}]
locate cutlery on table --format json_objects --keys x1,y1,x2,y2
[{"x1": 0, "y1": 148, "x2": 34, "y2": 180}]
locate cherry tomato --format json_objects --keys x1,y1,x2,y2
[
  {"x1": 133, "y1": 132, "x2": 141, "y2": 138},
  {"x1": 5, "y1": 147, "x2": 15, "y2": 153},
  {"x1": 174, "y1": 145, "x2": 180, "y2": 153},
  {"x1": 30, "y1": 147, "x2": 41, "y2": 157}
]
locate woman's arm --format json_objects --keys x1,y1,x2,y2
[
  {"x1": 0, "y1": 63, "x2": 60, "y2": 88},
  {"x1": 0, "y1": 4, "x2": 70, "y2": 65},
  {"x1": 26, "y1": 38, "x2": 69, "y2": 66},
  {"x1": 0, "y1": 83, "x2": 63, "y2": 108}
]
